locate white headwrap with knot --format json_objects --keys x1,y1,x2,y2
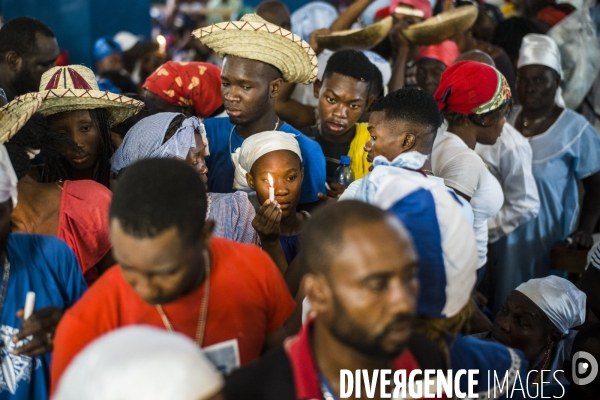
[
  {"x1": 516, "y1": 276, "x2": 586, "y2": 335},
  {"x1": 110, "y1": 112, "x2": 209, "y2": 175},
  {"x1": 0, "y1": 144, "x2": 18, "y2": 208},
  {"x1": 232, "y1": 131, "x2": 302, "y2": 191},
  {"x1": 517, "y1": 34, "x2": 565, "y2": 107},
  {"x1": 54, "y1": 326, "x2": 224, "y2": 400}
]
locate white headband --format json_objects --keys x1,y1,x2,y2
[
  {"x1": 54, "y1": 326, "x2": 224, "y2": 400},
  {"x1": 0, "y1": 144, "x2": 18, "y2": 208},
  {"x1": 232, "y1": 130, "x2": 302, "y2": 191},
  {"x1": 518, "y1": 34, "x2": 562, "y2": 76},
  {"x1": 515, "y1": 276, "x2": 586, "y2": 334}
]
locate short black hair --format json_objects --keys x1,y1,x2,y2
[
  {"x1": 300, "y1": 201, "x2": 392, "y2": 275},
  {"x1": 370, "y1": 88, "x2": 440, "y2": 152},
  {"x1": 323, "y1": 50, "x2": 375, "y2": 93},
  {"x1": 110, "y1": 158, "x2": 207, "y2": 245},
  {"x1": 370, "y1": 64, "x2": 384, "y2": 98},
  {"x1": 492, "y1": 17, "x2": 542, "y2": 59},
  {"x1": 0, "y1": 17, "x2": 55, "y2": 59},
  {"x1": 5, "y1": 113, "x2": 77, "y2": 180}
]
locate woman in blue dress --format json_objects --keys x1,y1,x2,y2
[{"x1": 492, "y1": 34, "x2": 600, "y2": 312}]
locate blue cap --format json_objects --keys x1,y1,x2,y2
[
  {"x1": 94, "y1": 37, "x2": 122, "y2": 62},
  {"x1": 340, "y1": 155, "x2": 351, "y2": 165}
]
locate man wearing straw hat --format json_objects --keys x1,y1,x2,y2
[{"x1": 193, "y1": 14, "x2": 327, "y2": 208}]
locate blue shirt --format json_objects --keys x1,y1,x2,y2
[
  {"x1": 0, "y1": 234, "x2": 86, "y2": 400},
  {"x1": 204, "y1": 117, "x2": 326, "y2": 204}
]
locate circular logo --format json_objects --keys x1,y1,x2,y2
[{"x1": 572, "y1": 351, "x2": 599, "y2": 386}]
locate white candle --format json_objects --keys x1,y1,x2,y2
[
  {"x1": 156, "y1": 34, "x2": 167, "y2": 54},
  {"x1": 24, "y1": 292, "x2": 35, "y2": 320},
  {"x1": 267, "y1": 173, "x2": 275, "y2": 202}
]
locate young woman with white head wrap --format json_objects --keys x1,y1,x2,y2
[
  {"x1": 232, "y1": 130, "x2": 305, "y2": 283},
  {"x1": 111, "y1": 112, "x2": 259, "y2": 245},
  {"x1": 54, "y1": 326, "x2": 224, "y2": 400},
  {"x1": 481, "y1": 275, "x2": 587, "y2": 387},
  {"x1": 491, "y1": 33, "x2": 600, "y2": 315}
]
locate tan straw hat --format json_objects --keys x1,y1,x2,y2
[
  {"x1": 0, "y1": 93, "x2": 42, "y2": 144},
  {"x1": 192, "y1": 14, "x2": 318, "y2": 84},
  {"x1": 37, "y1": 65, "x2": 143, "y2": 127},
  {"x1": 315, "y1": 16, "x2": 394, "y2": 51},
  {"x1": 401, "y1": 5, "x2": 478, "y2": 45}
]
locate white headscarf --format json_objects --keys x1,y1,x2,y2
[
  {"x1": 0, "y1": 144, "x2": 18, "y2": 208},
  {"x1": 517, "y1": 34, "x2": 565, "y2": 107},
  {"x1": 515, "y1": 276, "x2": 586, "y2": 335},
  {"x1": 232, "y1": 131, "x2": 302, "y2": 191},
  {"x1": 111, "y1": 112, "x2": 209, "y2": 175},
  {"x1": 54, "y1": 326, "x2": 224, "y2": 400}
]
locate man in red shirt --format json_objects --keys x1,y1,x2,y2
[
  {"x1": 223, "y1": 201, "x2": 447, "y2": 399},
  {"x1": 51, "y1": 158, "x2": 295, "y2": 393}
]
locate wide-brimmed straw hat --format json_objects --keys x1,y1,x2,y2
[
  {"x1": 401, "y1": 5, "x2": 478, "y2": 45},
  {"x1": 315, "y1": 16, "x2": 393, "y2": 51},
  {"x1": 37, "y1": 65, "x2": 143, "y2": 127},
  {"x1": 192, "y1": 14, "x2": 318, "y2": 84},
  {"x1": 0, "y1": 93, "x2": 42, "y2": 144}
]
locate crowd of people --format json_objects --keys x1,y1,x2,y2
[{"x1": 0, "y1": 0, "x2": 599, "y2": 398}]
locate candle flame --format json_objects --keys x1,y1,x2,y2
[
  {"x1": 267, "y1": 173, "x2": 274, "y2": 187},
  {"x1": 156, "y1": 35, "x2": 166, "y2": 46}
]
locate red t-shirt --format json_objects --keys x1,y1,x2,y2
[{"x1": 51, "y1": 237, "x2": 295, "y2": 393}]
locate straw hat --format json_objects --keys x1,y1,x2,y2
[
  {"x1": 401, "y1": 5, "x2": 478, "y2": 45},
  {"x1": 37, "y1": 65, "x2": 143, "y2": 127},
  {"x1": 0, "y1": 93, "x2": 42, "y2": 144},
  {"x1": 314, "y1": 16, "x2": 393, "y2": 51},
  {"x1": 192, "y1": 14, "x2": 318, "y2": 84}
]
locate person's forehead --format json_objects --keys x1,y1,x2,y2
[
  {"x1": 47, "y1": 110, "x2": 92, "y2": 125},
  {"x1": 329, "y1": 219, "x2": 416, "y2": 278},
  {"x1": 508, "y1": 290, "x2": 544, "y2": 318},
  {"x1": 110, "y1": 219, "x2": 183, "y2": 270},
  {"x1": 416, "y1": 59, "x2": 446, "y2": 70},
  {"x1": 369, "y1": 112, "x2": 416, "y2": 132},
  {"x1": 323, "y1": 73, "x2": 369, "y2": 96},
  {"x1": 30, "y1": 33, "x2": 59, "y2": 60},
  {"x1": 222, "y1": 56, "x2": 272, "y2": 81},
  {"x1": 518, "y1": 64, "x2": 555, "y2": 78}
]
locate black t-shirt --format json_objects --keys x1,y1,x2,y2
[
  {"x1": 300, "y1": 125, "x2": 352, "y2": 181},
  {"x1": 223, "y1": 334, "x2": 448, "y2": 400}
]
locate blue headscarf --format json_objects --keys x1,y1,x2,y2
[{"x1": 94, "y1": 37, "x2": 122, "y2": 62}]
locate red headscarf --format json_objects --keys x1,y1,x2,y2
[
  {"x1": 143, "y1": 61, "x2": 223, "y2": 119},
  {"x1": 434, "y1": 60, "x2": 511, "y2": 115},
  {"x1": 416, "y1": 41, "x2": 460, "y2": 67},
  {"x1": 375, "y1": 0, "x2": 433, "y2": 20}
]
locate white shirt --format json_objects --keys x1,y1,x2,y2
[
  {"x1": 475, "y1": 123, "x2": 540, "y2": 242},
  {"x1": 432, "y1": 131, "x2": 504, "y2": 268}
]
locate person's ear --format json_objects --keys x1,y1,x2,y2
[
  {"x1": 270, "y1": 77, "x2": 284, "y2": 98},
  {"x1": 365, "y1": 94, "x2": 375, "y2": 111},
  {"x1": 402, "y1": 133, "x2": 416, "y2": 150},
  {"x1": 246, "y1": 172, "x2": 255, "y2": 190},
  {"x1": 300, "y1": 167, "x2": 305, "y2": 182},
  {"x1": 313, "y1": 79, "x2": 322, "y2": 99},
  {"x1": 549, "y1": 330, "x2": 562, "y2": 348},
  {"x1": 201, "y1": 219, "x2": 215, "y2": 248},
  {"x1": 5, "y1": 50, "x2": 22, "y2": 73},
  {"x1": 304, "y1": 274, "x2": 332, "y2": 314}
]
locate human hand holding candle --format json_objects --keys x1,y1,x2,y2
[{"x1": 268, "y1": 173, "x2": 275, "y2": 202}]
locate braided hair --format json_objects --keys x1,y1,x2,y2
[
  {"x1": 43, "y1": 108, "x2": 115, "y2": 188},
  {"x1": 4, "y1": 113, "x2": 78, "y2": 180}
]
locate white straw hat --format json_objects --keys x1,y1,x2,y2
[
  {"x1": 0, "y1": 93, "x2": 42, "y2": 144},
  {"x1": 37, "y1": 65, "x2": 143, "y2": 127},
  {"x1": 192, "y1": 14, "x2": 318, "y2": 84}
]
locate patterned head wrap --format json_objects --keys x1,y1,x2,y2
[
  {"x1": 111, "y1": 112, "x2": 208, "y2": 175},
  {"x1": 232, "y1": 131, "x2": 302, "y2": 191},
  {"x1": 515, "y1": 276, "x2": 586, "y2": 335},
  {"x1": 54, "y1": 326, "x2": 224, "y2": 400},
  {"x1": 143, "y1": 61, "x2": 223, "y2": 119},
  {"x1": 434, "y1": 60, "x2": 511, "y2": 115}
]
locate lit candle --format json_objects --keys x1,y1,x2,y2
[
  {"x1": 267, "y1": 173, "x2": 275, "y2": 202},
  {"x1": 24, "y1": 292, "x2": 35, "y2": 320},
  {"x1": 156, "y1": 34, "x2": 167, "y2": 54}
]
